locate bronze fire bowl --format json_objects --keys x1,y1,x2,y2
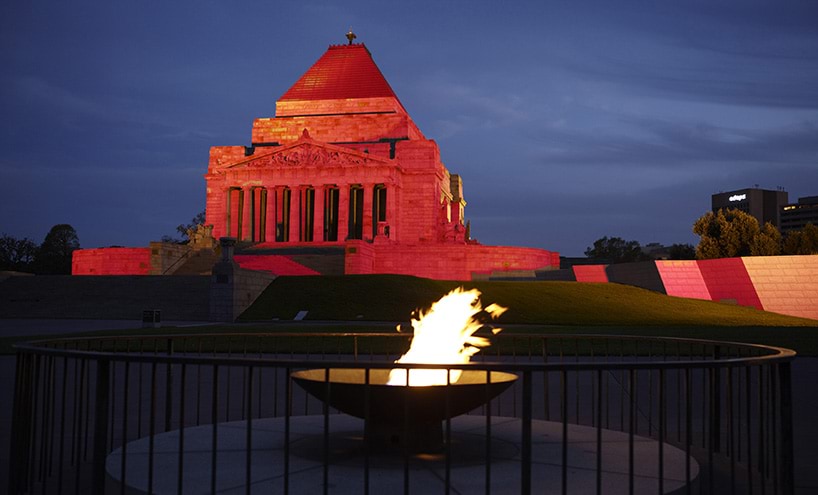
[{"x1": 291, "y1": 368, "x2": 517, "y2": 451}]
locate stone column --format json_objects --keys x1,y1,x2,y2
[
  {"x1": 337, "y1": 185, "x2": 349, "y2": 242},
  {"x1": 450, "y1": 199, "x2": 462, "y2": 225},
  {"x1": 264, "y1": 188, "x2": 276, "y2": 243},
  {"x1": 289, "y1": 186, "x2": 301, "y2": 242},
  {"x1": 386, "y1": 184, "x2": 397, "y2": 240},
  {"x1": 273, "y1": 186, "x2": 285, "y2": 242},
  {"x1": 241, "y1": 186, "x2": 252, "y2": 242},
  {"x1": 313, "y1": 185, "x2": 325, "y2": 242},
  {"x1": 362, "y1": 183, "x2": 374, "y2": 241},
  {"x1": 224, "y1": 187, "x2": 233, "y2": 238}
]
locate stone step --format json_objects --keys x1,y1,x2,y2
[{"x1": 171, "y1": 250, "x2": 219, "y2": 276}]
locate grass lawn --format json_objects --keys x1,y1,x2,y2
[
  {"x1": 4, "y1": 275, "x2": 817, "y2": 355},
  {"x1": 241, "y1": 275, "x2": 815, "y2": 327}
]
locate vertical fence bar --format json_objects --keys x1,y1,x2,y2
[
  {"x1": 37, "y1": 355, "x2": 51, "y2": 484},
  {"x1": 770, "y1": 365, "x2": 779, "y2": 495},
  {"x1": 120, "y1": 361, "x2": 131, "y2": 495},
  {"x1": 543, "y1": 340, "x2": 550, "y2": 421},
  {"x1": 562, "y1": 369, "x2": 569, "y2": 495},
  {"x1": 84, "y1": 345, "x2": 93, "y2": 463},
  {"x1": 165, "y1": 340, "x2": 174, "y2": 433},
  {"x1": 759, "y1": 366, "x2": 766, "y2": 495},
  {"x1": 108, "y1": 359, "x2": 116, "y2": 464},
  {"x1": 445, "y1": 369, "x2": 452, "y2": 495},
  {"x1": 284, "y1": 366, "x2": 291, "y2": 495},
  {"x1": 596, "y1": 369, "x2": 602, "y2": 495},
  {"x1": 323, "y1": 367, "x2": 330, "y2": 495},
  {"x1": 728, "y1": 366, "x2": 736, "y2": 493},
  {"x1": 9, "y1": 352, "x2": 34, "y2": 495},
  {"x1": 485, "y1": 369, "x2": 492, "y2": 495},
  {"x1": 73, "y1": 358, "x2": 86, "y2": 495},
  {"x1": 364, "y1": 367, "x2": 371, "y2": 495},
  {"x1": 92, "y1": 359, "x2": 110, "y2": 495},
  {"x1": 403, "y1": 367, "x2": 410, "y2": 495},
  {"x1": 738, "y1": 362, "x2": 743, "y2": 462},
  {"x1": 27, "y1": 352, "x2": 40, "y2": 487},
  {"x1": 712, "y1": 346, "x2": 722, "y2": 453},
  {"x1": 708, "y1": 367, "x2": 715, "y2": 494},
  {"x1": 778, "y1": 362, "x2": 794, "y2": 495},
  {"x1": 245, "y1": 366, "x2": 253, "y2": 495},
  {"x1": 659, "y1": 368, "x2": 665, "y2": 495},
  {"x1": 211, "y1": 365, "x2": 220, "y2": 495},
  {"x1": 628, "y1": 368, "x2": 635, "y2": 495},
  {"x1": 522, "y1": 369, "x2": 533, "y2": 495},
  {"x1": 747, "y1": 366, "x2": 754, "y2": 493},
  {"x1": 57, "y1": 357, "x2": 68, "y2": 495},
  {"x1": 137, "y1": 343, "x2": 144, "y2": 438},
  {"x1": 178, "y1": 363, "x2": 187, "y2": 495},
  {"x1": 685, "y1": 368, "x2": 692, "y2": 495}
]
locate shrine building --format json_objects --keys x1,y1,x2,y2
[{"x1": 73, "y1": 37, "x2": 558, "y2": 280}]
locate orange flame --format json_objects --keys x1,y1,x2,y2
[{"x1": 387, "y1": 288, "x2": 506, "y2": 386}]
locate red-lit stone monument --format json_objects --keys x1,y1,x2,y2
[
  {"x1": 74, "y1": 36, "x2": 558, "y2": 280},
  {"x1": 203, "y1": 38, "x2": 557, "y2": 279}
]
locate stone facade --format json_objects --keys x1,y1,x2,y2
[{"x1": 203, "y1": 42, "x2": 557, "y2": 280}]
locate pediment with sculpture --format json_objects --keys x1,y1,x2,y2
[{"x1": 228, "y1": 129, "x2": 389, "y2": 170}]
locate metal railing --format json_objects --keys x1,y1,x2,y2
[{"x1": 9, "y1": 333, "x2": 795, "y2": 494}]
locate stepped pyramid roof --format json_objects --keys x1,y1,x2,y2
[{"x1": 279, "y1": 44, "x2": 399, "y2": 102}]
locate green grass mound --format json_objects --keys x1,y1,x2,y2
[{"x1": 239, "y1": 274, "x2": 816, "y2": 327}]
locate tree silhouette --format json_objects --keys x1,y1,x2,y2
[
  {"x1": 0, "y1": 234, "x2": 38, "y2": 272},
  {"x1": 783, "y1": 223, "x2": 818, "y2": 255},
  {"x1": 584, "y1": 236, "x2": 648, "y2": 263},
  {"x1": 34, "y1": 224, "x2": 80, "y2": 274}
]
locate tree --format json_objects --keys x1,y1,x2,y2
[
  {"x1": 750, "y1": 222, "x2": 781, "y2": 256},
  {"x1": 584, "y1": 236, "x2": 649, "y2": 263},
  {"x1": 34, "y1": 224, "x2": 80, "y2": 274},
  {"x1": 667, "y1": 243, "x2": 696, "y2": 260},
  {"x1": 162, "y1": 210, "x2": 206, "y2": 244},
  {"x1": 693, "y1": 209, "x2": 763, "y2": 259},
  {"x1": 782, "y1": 223, "x2": 818, "y2": 255},
  {"x1": 0, "y1": 234, "x2": 38, "y2": 272}
]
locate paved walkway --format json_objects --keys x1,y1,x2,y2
[{"x1": 0, "y1": 320, "x2": 815, "y2": 493}]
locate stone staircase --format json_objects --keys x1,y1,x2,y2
[{"x1": 170, "y1": 249, "x2": 220, "y2": 275}]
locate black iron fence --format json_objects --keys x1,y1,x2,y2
[{"x1": 8, "y1": 333, "x2": 795, "y2": 494}]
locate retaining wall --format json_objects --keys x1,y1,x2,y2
[
  {"x1": 72, "y1": 248, "x2": 151, "y2": 275},
  {"x1": 577, "y1": 255, "x2": 818, "y2": 320}
]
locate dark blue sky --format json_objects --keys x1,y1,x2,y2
[{"x1": 2, "y1": 1, "x2": 817, "y2": 256}]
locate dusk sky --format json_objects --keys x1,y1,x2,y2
[{"x1": 2, "y1": 1, "x2": 817, "y2": 256}]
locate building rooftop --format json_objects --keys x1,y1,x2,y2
[{"x1": 279, "y1": 44, "x2": 398, "y2": 102}]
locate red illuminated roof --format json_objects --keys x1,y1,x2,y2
[{"x1": 279, "y1": 44, "x2": 398, "y2": 101}]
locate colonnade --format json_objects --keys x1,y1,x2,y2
[{"x1": 225, "y1": 183, "x2": 391, "y2": 244}]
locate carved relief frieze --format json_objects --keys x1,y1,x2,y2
[{"x1": 245, "y1": 143, "x2": 378, "y2": 169}]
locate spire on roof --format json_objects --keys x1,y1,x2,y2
[{"x1": 346, "y1": 28, "x2": 357, "y2": 45}]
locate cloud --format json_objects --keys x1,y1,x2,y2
[
  {"x1": 410, "y1": 76, "x2": 529, "y2": 136},
  {"x1": 528, "y1": 118, "x2": 818, "y2": 169},
  {"x1": 544, "y1": 31, "x2": 818, "y2": 110},
  {"x1": 5, "y1": 75, "x2": 107, "y2": 119}
]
